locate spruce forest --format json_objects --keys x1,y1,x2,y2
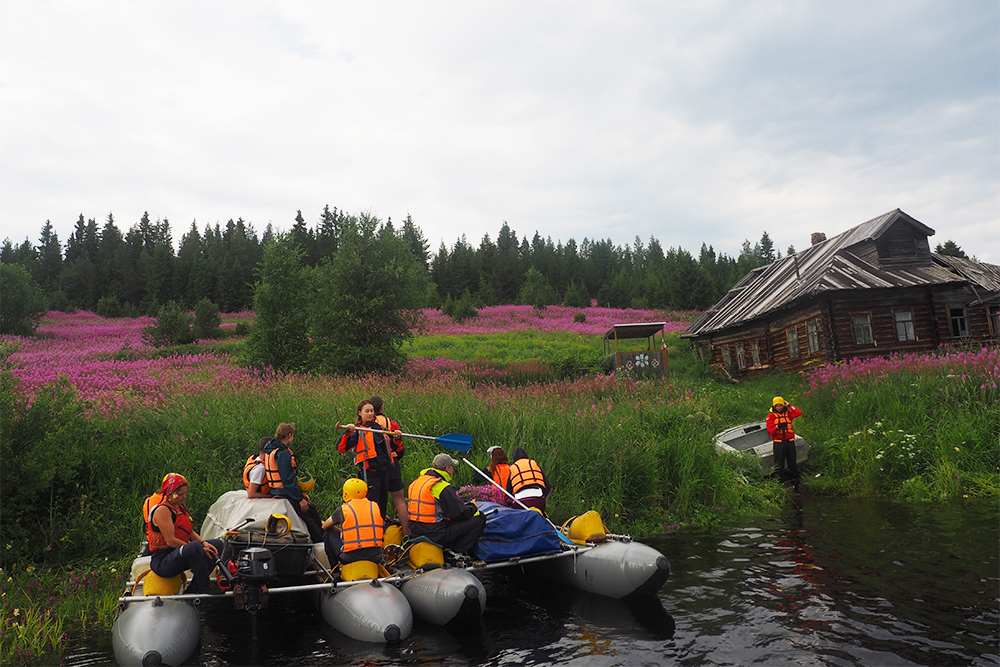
[{"x1": 1, "y1": 207, "x2": 787, "y2": 316}]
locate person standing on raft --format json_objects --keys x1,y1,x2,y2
[
  {"x1": 506, "y1": 446, "x2": 551, "y2": 515},
  {"x1": 322, "y1": 478, "x2": 385, "y2": 567},
  {"x1": 263, "y1": 423, "x2": 324, "y2": 542},
  {"x1": 766, "y1": 396, "x2": 803, "y2": 491},
  {"x1": 368, "y1": 395, "x2": 410, "y2": 536},
  {"x1": 408, "y1": 453, "x2": 486, "y2": 556},
  {"x1": 147, "y1": 473, "x2": 226, "y2": 595},
  {"x1": 338, "y1": 399, "x2": 401, "y2": 522}
]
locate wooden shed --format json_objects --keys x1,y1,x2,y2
[
  {"x1": 603, "y1": 322, "x2": 668, "y2": 374},
  {"x1": 682, "y1": 209, "x2": 1000, "y2": 376}
]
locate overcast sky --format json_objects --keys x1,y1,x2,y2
[{"x1": 2, "y1": 2, "x2": 997, "y2": 262}]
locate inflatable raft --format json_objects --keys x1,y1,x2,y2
[{"x1": 113, "y1": 492, "x2": 670, "y2": 665}]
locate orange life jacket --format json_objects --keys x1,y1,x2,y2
[
  {"x1": 340, "y1": 499, "x2": 384, "y2": 551},
  {"x1": 509, "y1": 459, "x2": 546, "y2": 494},
  {"x1": 407, "y1": 472, "x2": 445, "y2": 524},
  {"x1": 340, "y1": 428, "x2": 396, "y2": 469},
  {"x1": 490, "y1": 463, "x2": 511, "y2": 490},
  {"x1": 243, "y1": 455, "x2": 270, "y2": 494},
  {"x1": 263, "y1": 442, "x2": 297, "y2": 490},
  {"x1": 374, "y1": 414, "x2": 404, "y2": 456},
  {"x1": 147, "y1": 502, "x2": 193, "y2": 552},
  {"x1": 770, "y1": 412, "x2": 796, "y2": 442},
  {"x1": 143, "y1": 492, "x2": 165, "y2": 544}
]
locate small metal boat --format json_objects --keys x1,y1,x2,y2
[{"x1": 714, "y1": 421, "x2": 809, "y2": 468}]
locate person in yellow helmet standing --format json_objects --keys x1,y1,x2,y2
[
  {"x1": 766, "y1": 396, "x2": 803, "y2": 491},
  {"x1": 322, "y1": 478, "x2": 384, "y2": 567}
]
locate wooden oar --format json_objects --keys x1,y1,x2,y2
[
  {"x1": 460, "y1": 457, "x2": 574, "y2": 546},
  {"x1": 337, "y1": 424, "x2": 473, "y2": 452}
]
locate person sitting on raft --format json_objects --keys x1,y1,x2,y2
[
  {"x1": 322, "y1": 478, "x2": 385, "y2": 567},
  {"x1": 263, "y1": 423, "x2": 324, "y2": 543},
  {"x1": 408, "y1": 453, "x2": 486, "y2": 556},
  {"x1": 506, "y1": 446, "x2": 551, "y2": 515},
  {"x1": 244, "y1": 437, "x2": 279, "y2": 499},
  {"x1": 147, "y1": 473, "x2": 226, "y2": 595},
  {"x1": 338, "y1": 400, "x2": 402, "y2": 522},
  {"x1": 485, "y1": 445, "x2": 511, "y2": 491}
]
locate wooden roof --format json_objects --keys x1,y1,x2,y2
[
  {"x1": 602, "y1": 322, "x2": 667, "y2": 340},
  {"x1": 683, "y1": 209, "x2": 1000, "y2": 338}
]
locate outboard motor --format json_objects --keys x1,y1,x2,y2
[
  {"x1": 234, "y1": 547, "x2": 275, "y2": 640},
  {"x1": 236, "y1": 547, "x2": 276, "y2": 586}
]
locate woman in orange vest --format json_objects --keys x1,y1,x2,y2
[
  {"x1": 766, "y1": 396, "x2": 804, "y2": 491},
  {"x1": 147, "y1": 473, "x2": 225, "y2": 595},
  {"x1": 506, "y1": 446, "x2": 551, "y2": 514},
  {"x1": 486, "y1": 446, "x2": 511, "y2": 493},
  {"x1": 338, "y1": 399, "x2": 401, "y2": 520},
  {"x1": 321, "y1": 478, "x2": 385, "y2": 566}
]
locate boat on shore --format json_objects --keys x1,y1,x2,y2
[
  {"x1": 112, "y1": 491, "x2": 670, "y2": 665},
  {"x1": 714, "y1": 421, "x2": 809, "y2": 469}
]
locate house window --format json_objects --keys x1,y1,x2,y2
[
  {"x1": 895, "y1": 311, "x2": 916, "y2": 341},
  {"x1": 949, "y1": 307, "x2": 969, "y2": 338},
  {"x1": 807, "y1": 320, "x2": 820, "y2": 354},
  {"x1": 990, "y1": 306, "x2": 1000, "y2": 338},
  {"x1": 750, "y1": 340, "x2": 761, "y2": 366},
  {"x1": 853, "y1": 313, "x2": 874, "y2": 345},
  {"x1": 787, "y1": 328, "x2": 800, "y2": 358},
  {"x1": 721, "y1": 346, "x2": 731, "y2": 368},
  {"x1": 735, "y1": 343, "x2": 746, "y2": 369}
]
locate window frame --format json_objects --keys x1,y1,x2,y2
[
  {"x1": 949, "y1": 306, "x2": 969, "y2": 338},
  {"x1": 853, "y1": 313, "x2": 874, "y2": 345},
  {"x1": 990, "y1": 305, "x2": 1000, "y2": 338},
  {"x1": 787, "y1": 327, "x2": 800, "y2": 359},
  {"x1": 806, "y1": 319, "x2": 820, "y2": 354},
  {"x1": 894, "y1": 310, "x2": 916, "y2": 341},
  {"x1": 735, "y1": 343, "x2": 746, "y2": 369},
  {"x1": 750, "y1": 339, "x2": 761, "y2": 367},
  {"x1": 721, "y1": 346, "x2": 731, "y2": 369}
]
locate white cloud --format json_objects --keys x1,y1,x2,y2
[{"x1": 1, "y1": 1, "x2": 997, "y2": 262}]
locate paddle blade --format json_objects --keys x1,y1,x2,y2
[{"x1": 437, "y1": 433, "x2": 473, "y2": 451}]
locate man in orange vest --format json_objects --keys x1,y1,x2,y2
[
  {"x1": 766, "y1": 396, "x2": 804, "y2": 491},
  {"x1": 407, "y1": 453, "x2": 486, "y2": 556},
  {"x1": 322, "y1": 478, "x2": 384, "y2": 566},
  {"x1": 369, "y1": 395, "x2": 409, "y2": 536},
  {"x1": 263, "y1": 423, "x2": 324, "y2": 542},
  {"x1": 506, "y1": 446, "x2": 551, "y2": 514}
]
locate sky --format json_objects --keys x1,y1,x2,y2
[{"x1": 2, "y1": 1, "x2": 998, "y2": 262}]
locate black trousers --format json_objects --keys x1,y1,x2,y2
[
  {"x1": 410, "y1": 514, "x2": 487, "y2": 555},
  {"x1": 773, "y1": 440, "x2": 800, "y2": 486}
]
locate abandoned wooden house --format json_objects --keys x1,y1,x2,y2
[{"x1": 682, "y1": 208, "x2": 1000, "y2": 376}]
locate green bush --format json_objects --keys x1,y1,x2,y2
[
  {"x1": 192, "y1": 298, "x2": 222, "y2": 340},
  {"x1": 141, "y1": 301, "x2": 195, "y2": 347},
  {"x1": 94, "y1": 295, "x2": 123, "y2": 318},
  {"x1": 0, "y1": 370, "x2": 94, "y2": 563},
  {"x1": 0, "y1": 263, "x2": 47, "y2": 336}
]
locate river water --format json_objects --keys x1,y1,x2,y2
[{"x1": 70, "y1": 497, "x2": 998, "y2": 666}]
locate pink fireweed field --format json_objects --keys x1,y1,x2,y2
[
  {"x1": 2, "y1": 311, "x2": 280, "y2": 416},
  {"x1": 415, "y1": 304, "x2": 698, "y2": 336},
  {"x1": 802, "y1": 346, "x2": 1000, "y2": 402}
]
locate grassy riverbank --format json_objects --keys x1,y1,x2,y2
[{"x1": 2, "y1": 310, "x2": 997, "y2": 663}]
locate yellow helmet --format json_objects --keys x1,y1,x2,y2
[
  {"x1": 297, "y1": 471, "x2": 315, "y2": 494},
  {"x1": 343, "y1": 478, "x2": 368, "y2": 503},
  {"x1": 772, "y1": 396, "x2": 786, "y2": 407}
]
